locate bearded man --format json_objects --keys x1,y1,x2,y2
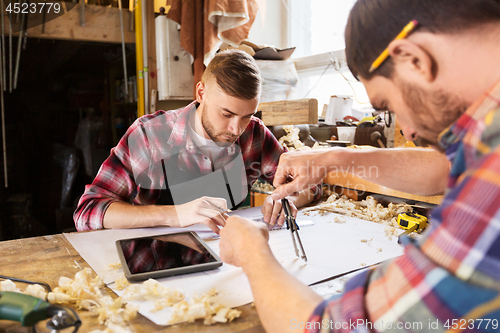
[{"x1": 219, "y1": 1, "x2": 500, "y2": 332}]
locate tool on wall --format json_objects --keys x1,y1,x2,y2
[
  {"x1": 1, "y1": 0, "x2": 4, "y2": 91},
  {"x1": 22, "y1": 2, "x2": 28, "y2": 50},
  {"x1": 0, "y1": 0, "x2": 5, "y2": 187},
  {"x1": 0, "y1": 40, "x2": 5, "y2": 188},
  {"x1": 79, "y1": 0, "x2": 85, "y2": 27},
  {"x1": 117, "y1": 0, "x2": 128, "y2": 96},
  {"x1": 134, "y1": 0, "x2": 145, "y2": 117},
  {"x1": 15, "y1": 0, "x2": 20, "y2": 23},
  {"x1": 141, "y1": 0, "x2": 147, "y2": 114},
  {"x1": 13, "y1": 0, "x2": 27, "y2": 89},
  {"x1": 8, "y1": 6, "x2": 12, "y2": 93},
  {"x1": 42, "y1": 0, "x2": 47, "y2": 33},
  {"x1": 128, "y1": 0, "x2": 134, "y2": 31}
]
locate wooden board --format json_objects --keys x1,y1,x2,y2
[
  {"x1": 0, "y1": 234, "x2": 264, "y2": 332},
  {"x1": 256, "y1": 98, "x2": 318, "y2": 126},
  {"x1": 12, "y1": 2, "x2": 135, "y2": 44}
]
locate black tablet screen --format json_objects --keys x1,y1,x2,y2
[{"x1": 118, "y1": 233, "x2": 218, "y2": 274}]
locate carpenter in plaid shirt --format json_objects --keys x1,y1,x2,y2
[
  {"x1": 218, "y1": 1, "x2": 500, "y2": 332},
  {"x1": 74, "y1": 50, "x2": 318, "y2": 233}
]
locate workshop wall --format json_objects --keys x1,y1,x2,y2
[{"x1": 0, "y1": 38, "x2": 127, "y2": 241}]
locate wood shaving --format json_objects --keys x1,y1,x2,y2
[
  {"x1": 0, "y1": 279, "x2": 20, "y2": 292},
  {"x1": 278, "y1": 125, "x2": 326, "y2": 151},
  {"x1": 252, "y1": 179, "x2": 275, "y2": 193},
  {"x1": 303, "y1": 194, "x2": 414, "y2": 239},
  {"x1": 90, "y1": 322, "x2": 133, "y2": 333},
  {"x1": 3, "y1": 270, "x2": 242, "y2": 330},
  {"x1": 279, "y1": 125, "x2": 306, "y2": 151},
  {"x1": 384, "y1": 226, "x2": 399, "y2": 241},
  {"x1": 168, "y1": 288, "x2": 241, "y2": 325},
  {"x1": 1, "y1": 269, "x2": 134, "y2": 332},
  {"x1": 107, "y1": 261, "x2": 122, "y2": 270},
  {"x1": 333, "y1": 216, "x2": 346, "y2": 224},
  {"x1": 360, "y1": 238, "x2": 373, "y2": 246},
  {"x1": 114, "y1": 276, "x2": 129, "y2": 291},
  {"x1": 24, "y1": 284, "x2": 47, "y2": 300}
]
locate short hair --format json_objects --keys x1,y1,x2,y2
[
  {"x1": 202, "y1": 49, "x2": 261, "y2": 100},
  {"x1": 345, "y1": 0, "x2": 500, "y2": 80}
]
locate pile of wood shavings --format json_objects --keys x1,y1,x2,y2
[
  {"x1": 0, "y1": 268, "x2": 241, "y2": 332},
  {"x1": 1, "y1": 268, "x2": 138, "y2": 333},
  {"x1": 303, "y1": 193, "x2": 413, "y2": 240},
  {"x1": 168, "y1": 288, "x2": 241, "y2": 325},
  {"x1": 278, "y1": 125, "x2": 321, "y2": 151},
  {"x1": 252, "y1": 179, "x2": 275, "y2": 193}
]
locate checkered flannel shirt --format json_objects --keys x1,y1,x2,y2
[{"x1": 307, "y1": 80, "x2": 500, "y2": 332}]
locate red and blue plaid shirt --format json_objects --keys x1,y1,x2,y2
[
  {"x1": 74, "y1": 101, "x2": 289, "y2": 231},
  {"x1": 307, "y1": 80, "x2": 500, "y2": 332}
]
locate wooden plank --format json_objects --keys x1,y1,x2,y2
[
  {"x1": 324, "y1": 172, "x2": 443, "y2": 205},
  {"x1": 256, "y1": 98, "x2": 318, "y2": 126},
  {"x1": 0, "y1": 234, "x2": 264, "y2": 332},
  {"x1": 13, "y1": 2, "x2": 135, "y2": 44}
]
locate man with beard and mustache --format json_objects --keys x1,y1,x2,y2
[
  {"x1": 74, "y1": 49, "x2": 320, "y2": 232},
  {"x1": 218, "y1": 0, "x2": 500, "y2": 332}
]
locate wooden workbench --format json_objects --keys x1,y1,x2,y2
[{"x1": 0, "y1": 234, "x2": 264, "y2": 333}]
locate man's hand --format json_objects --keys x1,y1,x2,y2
[
  {"x1": 219, "y1": 216, "x2": 270, "y2": 268},
  {"x1": 272, "y1": 150, "x2": 334, "y2": 201},
  {"x1": 261, "y1": 195, "x2": 297, "y2": 226},
  {"x1": 170, "y1": 196, "x2": 228, "y2": 234}
]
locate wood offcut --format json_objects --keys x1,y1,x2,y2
[{"x1": 256, "y1": 98, "x2": 318, "y2": 126}]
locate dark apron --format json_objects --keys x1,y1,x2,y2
[{"x1": 154, "y1": 145, "x2": 248, "y2": 210}]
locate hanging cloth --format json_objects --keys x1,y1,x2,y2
[{"x1": 166, "y1": 0, "x2": 264, "y2": 93}]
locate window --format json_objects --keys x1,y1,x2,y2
[
  {"x1": 288, "y1": 0, "x2": 357, "y2": 58},
  {"x1": 286, "y1": 0, "x2": 373, "y2": 114}
]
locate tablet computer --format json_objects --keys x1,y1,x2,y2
[{"x1": 115, "y1": 231, "x2": 223, "y2": 281}]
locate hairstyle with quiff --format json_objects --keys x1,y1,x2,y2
[
  {"x1": 201, "y1": 49, "x2": 261, "y2": 100},
  {"x1": 345, "y1": 0, "x2": 500, "y2": 80}
]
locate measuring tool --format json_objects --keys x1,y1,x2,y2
[
  {"x1": 397, "y1": 212, "x2": 428, "y2": 243},
  {"x1": 282, "y1": 198, "x2": 308, "y2": 262}
]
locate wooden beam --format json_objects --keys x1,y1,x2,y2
[
  {"x1": 256, "y1": 98, "x2": 318, "y2": 126},
  {"x1": 13, "y1": 2, "x2": 135, "y2": 44}
]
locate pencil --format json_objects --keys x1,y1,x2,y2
[
  {"x1": 369, "y1": 20, "x2": 419, "y2": 73},
  {"x1": 207, "y1": 201, "x2": 232, "y2": 214}
]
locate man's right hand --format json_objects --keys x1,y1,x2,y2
[
  {"x1": 170, "y1": 196, "x2": 228, "y2": 233},
  {"x1": 219, "y1": 215, "x2": 270, "y2": 268}
]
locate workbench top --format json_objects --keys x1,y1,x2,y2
[{"x1": 0, "y1": 234, "x2": 264, "y2": 333}]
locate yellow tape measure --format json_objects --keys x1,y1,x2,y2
[{"x1": 397, "y1": 212, "x2": 428, "y2": 232}]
